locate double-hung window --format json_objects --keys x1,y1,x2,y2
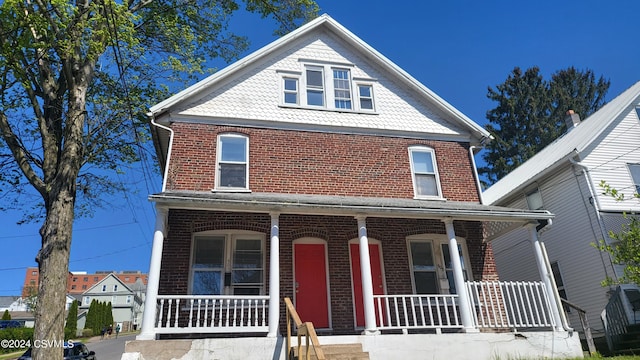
[
  {"x1": 191, "y1": 232, "x2": 265, "y2": 295},
  {"x1": 408, "y1": 146, "x2": 442, "y2": 198},
  {"x1": 283, "y1": 77, "x2": 299, "y2": 105},
  {"x1": 357, "y1": 84, "x2": 374, "y2": 110},
  {"x1": 333, "y1": 69, "x2": 352, "y2": 109},
  {"x1": 526, "y1": 188, "x2": 544, "y2": 210},
  {"x1": 306, "y1": 67, "x2": 324, "y2": 106},
  {"x1": 408, "y1": 236, "x2": 470, "y2": 295},
  {"x1": 216, "y1": 134, "x2": 249, "y2": 190}
]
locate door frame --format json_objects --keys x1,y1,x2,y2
[
  {"x1": 292, "y1": 237, "x2": 332, "y2": 329},
  {"x1": 348, "y1": 238, "x2": 386, "y2": 329}
]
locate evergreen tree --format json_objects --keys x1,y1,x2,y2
[
  {"x1": 106, "y1": 302, "x2": 114, "y2": 331},
  {"x1": 86, "y1": 300, "x2": 97, "y2": 335},
  {"x1": 480, "y1": 66, "x2": 610, "y2": 185},
  {"x1": 1, "y1": 309, "x2": 10, "y2": 320},
  {"x1": 65, "y1": 300, "x2": 78, "y2": 335}
]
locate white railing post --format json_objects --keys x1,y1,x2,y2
[
  {"x1": 527, "y1": 223, "x2": 564, "y2": 331},
  {"x1": 444, "y1": 218, "x2": 476, "y2": 331},
  {"x1": 356, "y1": 216, "x2": 379, "y2": 335},
  {"x1": 138, "y1": 206, "x2": 168, "y2": 340},
  {"x1": 267, "y1": 212, "x2": 280, "y2": 337}
]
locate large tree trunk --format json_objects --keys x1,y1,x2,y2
[{"x1": 33, "y1": 199, "x2": 74, "y2": 360}]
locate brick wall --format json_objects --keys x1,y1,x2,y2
[
  {"x1": 167, "y1": 124, "x2": 480, "y2": 202},
  {"x1": 159, "y1": 210, "x2": 495, "y2": 334}
]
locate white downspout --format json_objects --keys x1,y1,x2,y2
[
  {"x1": 568, "y1": 156, "x2": 617, "y2": 283},
  {"x1": 149, "y1": 114, "x2": 174, "y2": 192},
  {"x1": 469, "y1": 145, "x2": 485, "y2": 204}
]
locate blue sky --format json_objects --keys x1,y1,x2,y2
[{"x1": 1, "y1": 0, "x2": 639, "y2": 296}]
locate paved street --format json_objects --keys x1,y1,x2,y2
[{"x1": 85, "y1": 333, "x2": 137, "y2": 360}]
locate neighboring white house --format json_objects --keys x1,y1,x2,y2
[
  {"x1": 483, "y1": 81, "x2": 640, "y2": 346},
  {"x1": 78, "y1": 273, "x2": 144, "y2": 332}
]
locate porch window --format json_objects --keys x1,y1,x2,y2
[
  {"x1": 409, "y1": 241, "x2": 438, "y2": 294},
  {"x1": 408, "y1": 236, "x2": 471, "y2": 295},
  {"x1": 216, "y1": 134, "x2": 249, "y2": 190},
  {"x1": 550, "y1": 261, "x2": 570, "y2": 312},
  {"x1": 408, "y1": 146, "x2": 442, "y2": 198},
  {"x1": 190, "y1": 232, "x2": 265, "y2": 295}
]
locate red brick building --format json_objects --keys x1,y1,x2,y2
[
  {"x1": 22, "y1": 267, "x2": 147, "y2": 297},
  {"x1": 127, "y1": 15, "x2": 580, "y2": 360}
]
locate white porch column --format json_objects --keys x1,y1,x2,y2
[
  {"x1": 137, "y1": 206, "x2": 168, "y2": 340},
  {"x1": 443, "y1": 219, "x2": 475, "y2": 331},
  {"x1": 528, "y1": 223, "x2": 564, "y2": 331},
  {"x1": 356, "y1": 216, "x2": 379, "y2": 335},
  {"x1": 267, "y1": 212, "x2": 280, "y2": 337}
]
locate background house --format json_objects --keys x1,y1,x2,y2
[
  {"x1": 78, "y1": 273, "x2": 145, "y2": 333},
  {"x1": 22, "y1": 267, "x2": 147, "y2": 296},
  {"x1": 483, "y1": 81, "x2": 640, "y2": 350}
]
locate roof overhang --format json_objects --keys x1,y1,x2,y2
[{"x1": 150, "y1": 191, "x2": 552, "y2": 240}]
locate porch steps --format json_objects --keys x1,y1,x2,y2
[{"x1": 293, "y1": 343, "x2": 369, "y2": 360}]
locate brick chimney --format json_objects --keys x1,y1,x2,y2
[{"x1": 565, "y1": 110, "x2": 581, "y2": 130}]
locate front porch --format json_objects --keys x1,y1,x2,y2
[{"x1": 125, "y1": 191, "x2": 581, "y2": 359}]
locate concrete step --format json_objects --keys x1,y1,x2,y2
[{"x1": 293, "y1": 343, "x2": 369, "y2": 360}]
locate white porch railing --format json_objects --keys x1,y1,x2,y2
[
  {"x1": 467, "y1": 281, "x2": 556, "y2": 329},
  {"x1": 155, "y1": 295, "x2": 269, "y2": 334},
  {"x1": 373, "y1": 294, "x2": 461, "y2": 331}
]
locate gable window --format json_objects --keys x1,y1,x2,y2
[
  {"x1": 526, "y1": 188, "x2": 544, "y2": 210},
  {"x1": 333, "y1": 69, "x2": 352, "y2": 109},
  {"x1": 101, "y1": 285, "x2": 107, "y2": 292},
  {"x1": 358, "y1": 84, "x2": 374, "y2": 110},
  {"x1": 190, "y1": 232, "x2": 265, "y2": 295},
  {"x1": 283, "y1": 77, "x2": 298, "y2": 104},
  {"x1": 628, "y1": 164, "x2": 640, "y2": 194},
  {"x1": 83, "y1": 296, "x2": 90, "y2": 305},
  {"x1": 113, "y1": 285, "x2": 118, "y2": 292},
  {"x1": 408, "y1": 146, "x2": 442, "y2": 198},
  {"x1": 216, "y1": 134, "x2": 249, "y2": 190},
  {"x1": 306, "y1": 67, "x2": 324, "y2": 106}
]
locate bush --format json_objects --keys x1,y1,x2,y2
[
  {"x1": 0, "y1": 327, "x2": 34, "y2": 354},
  {"x1": 81, "y1": 328, "x2": 93, "y2": 338}
]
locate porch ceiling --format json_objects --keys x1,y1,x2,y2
[{"x1": 150, "y1": 191, "x2": 551, "y2": 240}]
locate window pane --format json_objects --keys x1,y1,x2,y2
[
  {"x1": 526, "y1": 189, "x2": 544, "y2": 210},
  {"x1": 360, "y1": 98, "x2": 373, "y2": 110},
  {"x1": 234, "y1": 287, "x2": 261, "y2": 295},
  {"x1": 234, "y1": 239, "x2": 262, "y2": 268},
  {"x1": 359, "y1": 85, "x2": 371, "y2": 97},
  {"x1": 307, "y1": 90, "x2": 324, "y2": 106},
  {"x1": 414, "y1": 272, "x2": 438, "y2": 294},
  {"x1": 284, "y1": 92, "x2": 297, "y2": 104},
  {"x1": 284, "y1": 78, "x2": 297, "y2": 91},
  {"x1": 219, "y1": 163, "x2": 246, "y2": 187},
  {"x1": 415, "y1": 174, "x2": 438, "y2": 196},
  {"x1": 220, "y1": 136, "x2": 246, "y2": 162},
  {"x1": 307, "y1": 69, "x2": 323, "y2": 87},
  {"x1": 193, "y1": 271, "x2": 222, "y2": 295},
  {"x1": 233, "y1": 270, "x2": 263, "y2": 284},
  {"x1": 410, "y1": 242, "x2": 434, "y2": 269},
  {"x1": 194, "y1": 237, "x2": 225, "y2": 268},
  {"x1": 412, "y1": 151, "x2": 434, "y2": 173},
  {"x1": 629, "y1": 164, "x2": 640, "y2": 193}
]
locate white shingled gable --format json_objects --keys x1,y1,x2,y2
[{"x1": 150, "y1": 14, "x2": 490, "y2": 143}]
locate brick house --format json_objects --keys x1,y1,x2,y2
[{"x1": 127, "y1": 15, "x2": 583, "y2": 360}]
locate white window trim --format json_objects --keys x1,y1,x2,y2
[
  {"x1": 627, "y1": 163, "x2": 640, "y2": 194},
  {"x1": 188, "y1": 230, "x2": 266, "y2": 295},
  {"x1": 278, "y1": 64, "x2": 378, "y2": 114},
  {"x1": 214, "y1": 133, "x2": 250, "y2": 192},
  {"x1": 406, "y1": 234, "x2": 472, "y2": 295},
  {"x1": 355, "y1": 82, "x2": 375, "y2": 112},
  {"x1": 282, "y1": 76, "x2": 300, "y2": 105},
  {"x1": 408, "y1": 146, "x2": 444, "y2": 200}
]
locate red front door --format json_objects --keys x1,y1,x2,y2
[
  {"x1": 350, "y1": 243, "x2": 384, "y2": 327},
  {"x1": 294, "y1": 242, "x2": 330, "y2": 328}
]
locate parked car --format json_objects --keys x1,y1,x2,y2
[
  {"x1": 0, "y1": 320, "x2": 22, "y2": 328},
  {"x1": 18, "y1": 342, "x2": 96, "y2": 360}
]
